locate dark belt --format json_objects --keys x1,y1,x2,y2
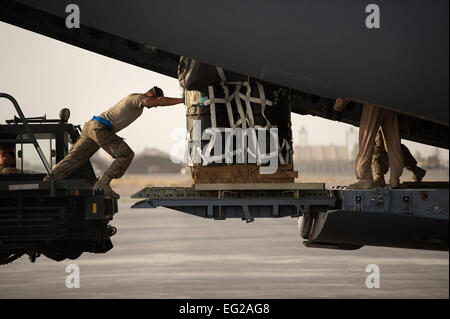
[{"x1": 92, "y1": 116, "x2": 113, "y2": 129}]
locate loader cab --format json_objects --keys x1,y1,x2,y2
[{"x1": 0, "y1": 96, "x2": 118, "y2": 265}]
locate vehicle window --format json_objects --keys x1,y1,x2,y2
[{"x1": 15, "y1": 133, "x2": 56, "y2": 174}]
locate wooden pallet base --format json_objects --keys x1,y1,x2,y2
[
  {"x1": 193, "y1": 163, "x2": 298, "y2": 184},
  {"x1": 193, "y1": 182, "x2": 324, "y2": 190}
]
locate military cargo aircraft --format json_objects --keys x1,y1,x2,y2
[{"x1": 0, "y1": 0, "x2": 448, "y2": 255}]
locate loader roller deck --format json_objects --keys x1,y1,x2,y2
[{"x1": 131, "y1": 183, "x2": 448, "y2": 251}]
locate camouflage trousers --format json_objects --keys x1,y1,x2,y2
[
  {"x1": 51, "y1": 120, "x2": 134, "y2": 180},
  {"x1": 355, "y1": 104, "x2": 404, "y2": 184},
  {"x1": 372, "y1": 129, "x2": 417, "y2": 176}
]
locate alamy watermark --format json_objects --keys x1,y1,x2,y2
[
  {"x1": 365, "y1": 264, "x2": 380, "y2": 288},
  {"x1": 64, "y1": 3, "x2": 380, "y2": 30},
  {"x1": 65, "y1": 4, "x2": 80, "y2": 29},
  {"x1": 64, "y1": 3, "x2": 381, "y2": 31},
  {"x1": 65, "y1": 263, "x2": 80, "y2": 288},
  {"x1": 365, "y1": 4, "x2": 380, "y2": 29},
  {"x1": 169, "y1": 121, "x2": 280, "y2": 174}
]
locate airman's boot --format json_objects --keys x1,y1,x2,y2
[
  {"x1": 411, "y1": 166, "x2": 426, "y2": 182},
  {"x1": 348, "y1": 179, "x2": 374, "y2": 189},
  {"x1": 389, "y1": 178, "x2": 401, "y2": 189},
  {"x1": 373, "y1": 174, "x2": 386, "y2": 188},
  {"x1": 93, "y1": 175, "x2": 120, "y2": 199}
]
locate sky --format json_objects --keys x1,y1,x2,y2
[{"x1": 0, "y1": 21, "x2": 448, "y2": 163}]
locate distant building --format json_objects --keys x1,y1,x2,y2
[
  {"x1": 91, "y1": 148, "x2": 185, "y2": 175},
  {"x1": 345, "y1": 127, "x2": 358, "y2": 161},
  {"x1": 127, "y1": 148, "x2": 185, "y2": 174},
  {"x1": 293, "y1": 144, "x2": 353, "y2": 174},
  {"x1": 298, "y1": 127, "x2": 308, "y2": 146}
]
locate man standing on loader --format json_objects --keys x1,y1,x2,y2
[
  {"x1": 44, "y1": 87, "x2": 184, "y2": 198},
  {"x1": 333, "y1": 98, "x2": 426, "y2": 189}
]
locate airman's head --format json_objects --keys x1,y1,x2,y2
[
  {"x1": 145, "y1": 86, "x2": 164, "y2": 98},
  {"x1": 0, "y1": 144, "x2": 16, "y2": 168}
]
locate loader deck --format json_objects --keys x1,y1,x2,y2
[{"x1": 131, "y1": 183, "x2": 449, "y2": 251}]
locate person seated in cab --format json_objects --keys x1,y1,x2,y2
[{"x1": 0, "y1": 143, "x2": 19, "y2": 174}]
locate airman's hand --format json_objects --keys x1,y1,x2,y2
[{"x1": 333, "y1": 98, "x2": 350, "y2": 112}]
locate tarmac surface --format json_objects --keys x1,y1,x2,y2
[{"x1": 0, "y1": 201, "x2": 448, "y2": 299}]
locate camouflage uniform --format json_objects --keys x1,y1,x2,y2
[
  {"x1": 51, "y1": 120, "x2": 134, "y2": 180},
  {"x1": 354, "y1": 104, "x2": 404, "y2": 188},
  {"x1": 372, "y1": 129, "x2": 418, "y2": 176}
]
